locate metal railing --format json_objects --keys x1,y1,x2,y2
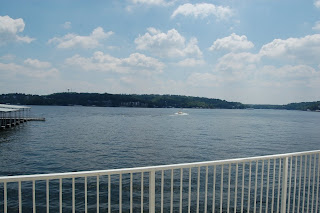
[{"x1": 0, "y1": 150, "x2": 319, "y2": 212}]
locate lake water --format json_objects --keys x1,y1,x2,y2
[{"x1": 1, "y1": 106, "x2": 319, "y2": 176}]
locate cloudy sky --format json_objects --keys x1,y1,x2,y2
[{"x1": 1, "y1": 0, "x2": 320, "y2": 104}]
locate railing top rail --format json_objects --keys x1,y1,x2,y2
[{"x1": 1, "y1": 150, "x2": 319, "y2": 182}]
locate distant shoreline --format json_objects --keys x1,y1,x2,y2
[{"x1": 1, "y1": 92, "x2": 319, "y2": 111}]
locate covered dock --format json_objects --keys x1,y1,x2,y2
[{"x1": 0, "y1": 104, "x2": 42, "y2": 130}]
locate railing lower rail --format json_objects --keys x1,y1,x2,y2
[{"x1": 0, "y1": 150, "x2": 319, "y2": 213}]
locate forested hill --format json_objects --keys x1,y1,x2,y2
[
  {"x1": 0, "y1": 93, "x2": 244, "y2": 109},
  {"x1": 1, "y1": 93, "x2": 319, "y2": 111},
  {"x1": 247, "y1": 101, "x2": 320, "y2": 111}
]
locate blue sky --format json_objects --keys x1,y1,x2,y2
[{"x1": 1, "y1": 0, "x2": 320, "y2": 104}]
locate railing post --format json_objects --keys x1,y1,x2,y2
[
  {"x1": 281, "y1": 157, "x2": 289, "y2": 213},
  {"x1": 4, "y1": 182, "x2": 7, "y2": 213},
  {"x1": 149, "y1": 171, "x2": 155, "y2": 213}
]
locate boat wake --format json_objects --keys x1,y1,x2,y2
[{"x1": 174, "y1": 111, "x2": 188, "y2": 116}]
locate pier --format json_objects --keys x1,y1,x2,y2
[{"x1": 0, "y1": 104, "x2": 44, "y2": 130}]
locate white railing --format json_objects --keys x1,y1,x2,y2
[{"x1": 0, "y1": 150, "x2": 319, "y2": 213}]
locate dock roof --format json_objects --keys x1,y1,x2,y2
[
  {"x1": 0, "y1": 107, "x2": 19, "y2": 112},
  {"x1": 0, "y1": 104, "x2": 31, "y2": 109}
]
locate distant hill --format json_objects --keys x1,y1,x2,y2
[
  {"x1": 246, "y1": 101, "x2": 320, "y2": 111},
  {"x1": 1, "y1": 93, "x2": 319, "y2": 111},
  {"x1": 283, "y1": 101, "x2": 320, "y2": 111},
  {"x1": 0, "y1": 93, "x2": 244, "y2": 109}
]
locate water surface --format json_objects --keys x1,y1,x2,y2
[{"x1": 0, "y1": 106, "x2": 319, "y2": 176}]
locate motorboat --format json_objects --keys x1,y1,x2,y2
[{"x1": 174, "y1": 111, "x2": 188, "y2": 115}]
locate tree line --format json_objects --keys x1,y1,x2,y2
[
  {"x1": 0, "y1": 93, "x2": 244, "y2": 109},
  {"x1": 0, "y1": 93, "x2": 319, "y2": 111}
]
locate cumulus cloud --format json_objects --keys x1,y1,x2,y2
[
  {"x1": 257, "y1": 65, "x2": 320, "y2": 89},
  {"x1": 0, "y1": 54, "x2": 16, "y2": 61},
  {"x1": 312, "y1": 21, "x2": 320, "y2": 31},
  {"x1": 209, "y1": 34, "x2": 320, "y2": 68},
  {"x1": 209, "y1": 52, "x2": 260, "y2": 84},
  {"x1": 130, "y1": 0, "x2": 174, "y2": 6},
  {"x1": 215, "y1": 52, "x2": 259, "y2": 73},
  {"x1": 0, "y1": 61, "x2": 58, "y2": 79},
  {"x1": 24, "y1": 58, "x2": 51, "y2": 69},
  {"x1": 259, "y1": 34, "x2": 320, "y2": 64},
  {"x1": 176, "y1": 58, "x2": 205, "y2": 67},
  {"x1": 315, "y1": 0, "x2": 320, "y2": 8},
  {"x1": 207, "y1": 44, "x2": 320, "y2": 89},
  {"x1": 48, "y1": 27, "x2": 113, "y2": 49},
  {"x1": 171, "y1": 3, "x2": 233, "y2": 20},
  {"x1": 260, "y1": 65, "x2": 318, "y2": 80},
  {"x1": 65, "y1": 51, "x2": 165, "y2": 74},
  {"x1": 63, "y1": 21, "x2": 71, "y2": 29},
  {"x1": 135, "y1": 28, "x2": 202, "y2": 58},
  {"x1": 122, "y1": 53, "x2": 165, "y2": 71},
  {"x1": 209, "y1": 33, "x2": 254, "y2": 52},
  {"x1": 187, "y1": 72, "x2": 220, "y2": 87},
  {"x1": 126, "y1": 0, "x2": 175, "y2": 11},
  {"x1": 0, "y1": 15, "x2": 35, "y2": 45}
]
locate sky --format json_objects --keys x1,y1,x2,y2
[{"x1": 1, "y1": 0, "x2": 320, "y2": 104}]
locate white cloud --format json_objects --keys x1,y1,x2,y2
[
  {"x1": 209, "y1": 34, "x2": 320, "y2": 71},
  {"x1": 130, "y1": 0, "x2": 174, "y2": 6},
  {"x1": 259, "y1": 34, "x2": 320, "y2": 64},
  {"x1": 256, "y1": 65, "x2": 320, "y2": 89},
  {"x1": 48, "y1": 27, "x2": 113, "y2": 49},
  {"x1": 176, "y1": 58, "x2": 205, "y2": 67},
  {"x1": 65, "y1": 51, "x2": 165, "y2": 74},
  {"x1": 215, "y1": 52, "x2": 259, "y2": 73},
  {"x1": 24, "y1": 58, "x2": 51, "y2": 69},
  {"x1": 122, "y1": 53, "x2": 165, "y2": 72},
  {"x1": 315, "y1": 0, "x2": 320, "y2": 8},
  {"x1": 0, "y1": 62, "x2": 59, "y2": 79},
  {"x1": 312, "y1": 21, "x2": 320, "y2": 31},
  {"x1": 209, "y1": 48, "x2": 320, "y2": 89},
  {"x1": 0, "y1": 15, "x2": 35, "y2": 45},
  {"x1": 171, "y1": 3, "x2": 233, "y2": 20},
  {"x1": 0, "y1": 54, "x2": 16, "y2": 61},
  {"x1": 126, "y1": 0, "x2": 175, "y2": 11},
  {"x1": 63, "y1": 21, "x2": 71, "y2": 29},
  {"x1": 187, "y1": 72, "x2": 220, "y2": 87},
  {"x1": 260, "y1": 65, "x2": 318, "y2": 79},
  {"x1": 209, "y1": 33, "x2": 254, "y2": 52},
  {"x1": 65, "y1": 53, "x2": 123, "y2": 73},
  {"x1": 135, "y1": 28, "x2": 202, "y2": 58}
]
